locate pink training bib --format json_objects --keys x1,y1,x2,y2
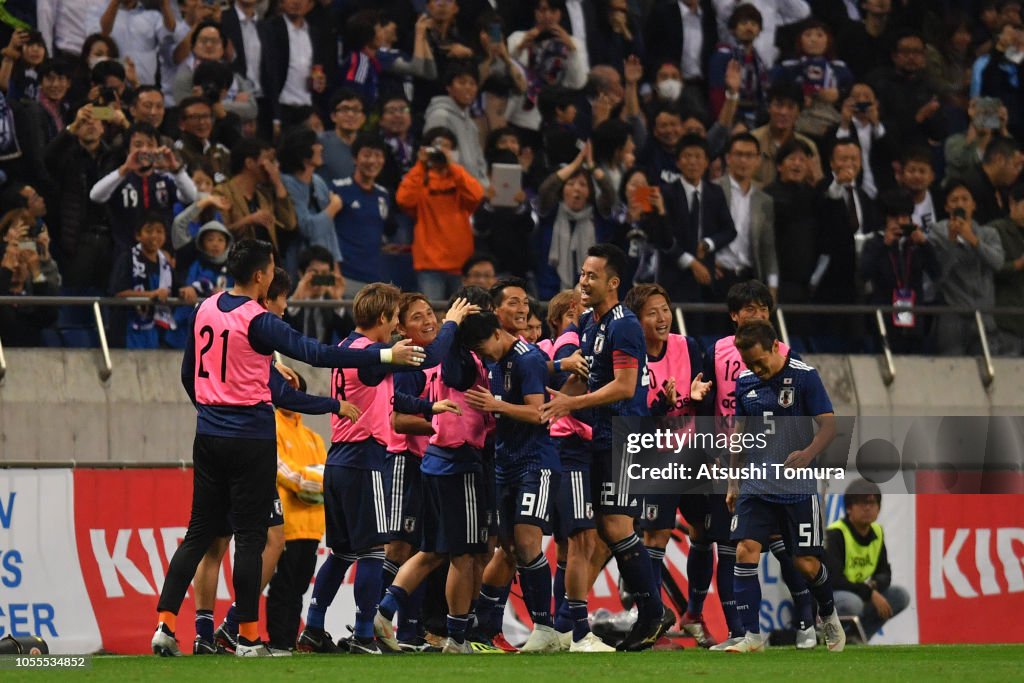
[
  {"x1": 385, "y1": 368, "x2": 433, "y2": 458},
  {"x1": 193, "y1": 292, "x2": 272, "y2": 406},
  {"x1": 331, "y1": 334, "x2": 391, "y2": 446},
  {"x1": 714, "y1": 335, "x2": 790, "y2": 418},
  {"x1": 429, "y1": 352, "x2": 493, "y2": 451},
  {"x1": 545, "y1": 329, "x2": 593, "y2": 441},
  {"x1": 647, "y1": 334, "x2": 697, "y2": 417}
]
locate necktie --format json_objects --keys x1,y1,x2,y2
[
  {"x1": 690, "y1": 189, "x2": 701, "y2": 241},
  {"x1": 845, "y1": 185, "x2": 860, "y2": 231}
]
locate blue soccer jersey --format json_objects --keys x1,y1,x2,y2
[
  {"x1": 332, "y1": 177, "x2": 390, "y2": 284},
  {"x1": 578, "y1": 304, "x2": 650, "y2": 448},
  {"x1": 734, "y1": 355, "x2": 833, "y2": 502}
]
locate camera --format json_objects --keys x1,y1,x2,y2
[
  {"x1": 424, "y1": 146, "x2": 448, "y2": 168},
  {"x1": 854, "y1": 101, "x2": 871, "y2": 113},
  {"x1": 137, "y1": 151, "x2": 154, "y2": 169},
  {"x1": 900, "y1": 223, "x2": 916, "y2": 237},
  {"x1": 200, "y1": 81, "x2": 221, "y2": 104},
  {"x1": 953, "y1": 207, "x2": 967, "y2": 221},
  {"x1": 98, "y1": 86, "x2": 117, "y2": 104},
  {"x1": 311, "y1": 274, "x2": 336, "y2": 286}
]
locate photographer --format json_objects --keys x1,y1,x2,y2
[
  {"x1": 944, "y1": 97, "x2": 1010, "y2": 185},
  {"x1": 283, "y1": 245, "x2": 353, "y2": 344},
  {"x1": 860, "y1": 190, "x2": 939, "y2": 354},
  {"x1": 171, "y1": 20, "x2": 257, "y2": 123},
  {"x1": 0, "y1": 208, "x2": 60, "y2": 347},
  {"x1": 172, "y1": 94, "x2": 235, "y2": 183},
  {"x1": 97, "y1": 0, "x2": 177, "y2": 88}
]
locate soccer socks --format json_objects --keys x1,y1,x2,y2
[
  {"x1": 771, "y1": 540, "x2": 814, "y2": 628},
  {"x1": 195, "y1": 609, "x2": 214, "y2": 642},
  {"x1": 569, "y1": 600, "x2": 591, "y2": 641},
  {"x1": 476, "y1": 583, "x2": 505, "y2": 638},
  {"x1": 554, "y1": 596, "x2": 573, "y2": 633},
  {"x1": 518, "y1": 553, "x2": 554, "y2": 627},
  {"x1": 306, "y1": 551, "x2": 355, "y2": 630},
  {"x1": 223, "y1": 603, "x2": 239, "y2": 636},
  {"x1": 447, "y1": 614, "x2": 470, "y2": 644},
  {"x1": 381, "y1": 559, "x2": 400, "y2": 600},
  {"x1": 553, "y1": 562, "x2": 567, "y2": 619},
  {"x1": 733, "y1": 562, "x2": 761, "y2": 635},
  {"x1": 396, "y1": 584, "x2": 425, "y2": 642},
  {"x1": 716, "y1": 545, "x2": 744, "y2": 638},
  {"x1": 157, "y1": 611, "x2": 176, "y2": 635},
  {"x1": 808, "y1": 563, "x2": 836, "y2": 618},
  {"x1": 353, "y1": 551, "x2": 385, "y2": 640},
  {"x1": 610, "y1": 535, "x2": 661, "y2": 621},
  {"x1": 687, "y1": 542, "x2": 714, "y2": 619},
  {"x1": 379, "y1": 584, "x2": 409, "y2": 622},
  {"x1": 645, "y1": 546, "x2": 665, "y2": 597}
]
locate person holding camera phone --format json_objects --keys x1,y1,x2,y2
[
  {"x1": 0, "y1": 208, "x2": 61, "y2": 347},
  {"x1": 835, "y1": 83, "x2": 894, "y2": 200},
  {"x1": 944, "y1": 97, "x2": 1011, "y2": 185},
  {"x1": 284, "y1": 245, "x2": 354, "y2": 344}
]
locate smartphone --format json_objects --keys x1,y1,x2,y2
[
  {"x1": 92, "y1": 106, "x2": 114, "y2": 121},
  {"x1": 953, "y1": 208, "x2": 967, "y2": 221},
  {"x1": 18, "y1": 239, "x2": 36, "y2": 252},
  {"x1": 900, "y1": 223, "x2": 916, "y2": 237},
  {"x1": 488, "y1": 22, "x2": 503, "y2": 44},
  {"x1": 633, "y1": 185, "x2": 653, "y2": 213},
  {"x1": 136, "y1": 151, "x2": 153, "y2": 168},
  {"x1": 854, "y1": 101, "x2": 871, "y2": 113},
  {"x1": 491, "y1": 163, "x2": 522, "y2": 207},
  {"x1": 312, "y1": 274, "x2": 336, "y2": 286}
]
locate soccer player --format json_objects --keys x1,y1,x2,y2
[
  {"x1": 727, "y1": 320, "x2": 845, "y2": 653},
  {"x1": 623, "y1": 283, "x2": 712, "y2": 644},
  {"x1": 702, "y1": 280, "x2": 816, "y2": 651},
  {"x1": 153, "y1": 240, "x2": 425, "y2": 657},
  {"x1": 541, "y1": 244, "x2": 669, "y2": 651},
  {"x1": 297, "y1": 284, "x2": 471, "y2": 655},
  {"x1": 461, "y1": 311, "x2": 561, "y2": 652}
]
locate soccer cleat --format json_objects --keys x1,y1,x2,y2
[
  {"x1": 796, "y1": 624, "x2": 817, "y2": 650},
  {"x1": 397, "y1": 636, "x2": 435, "y2": 652},
  {"x1": 556, "y1": 630, "x2": 572, "y2": 652},
  {"x1": 192, "y1": 635, "x2": 223, "y2": 655},
  {"x1": 822, "y1": 610, "x2": 846, "y2": 652},
  {"x1": 268, "y1": 647, "x2": 293, "y2": 657},
  {"x1": 679, "y1": 612, "x2": 717, "y2": 648},
  {"x1": 491, "y1": 633, "x2": 520, "y2": 653},
  {"x1": 710, "y1": 636, "x2": 745, "y2": 651},
  {"x1": 296, "y1": 627, "x2": 341, "y2": 654},
  {"x1": 374, "y1": 612, "x2": 401, "y2": 652},
  {"x1": 441, "y1": 637, "x2": 474, "y2": 654},
  {"x1": 235, "y1": 638, "x2": 272, "y2": 657},
  {"x1": 520, "y1": 624, "x2": 562, "y2": 653},
  {"x1": 214, "y1": 623, "x2": 238, "y2": 653},
  {"x1": 348, "y1": 636, "x2": 382, "y2": 655},
  {"x1": 724, "y1": 632, "x2": 765, "y2": 653},
  {"x1": 569, "y1": 632, "x2": 616, "y2": 653},
  {"x1": 616, "y1": 609, "x2": 671, "y2": 652},
  {"x1": 151, "y1": 626, "x2": 183, "y2": 657}
]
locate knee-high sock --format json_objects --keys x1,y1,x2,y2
[
  {"x1": 771, "y1": 539, "x2": 813, "y2": 628},
  {"x1": 353, "y1": 550, "x2": 385, "y2": 639},
  {"x1": 396, "y1": 583, "x2": 425, "y2": 642},
  {"x1": 476, "y1": 583, "x2": 506, "y2": 638},
  {"x1": 568, "y1": 599, "x2": 591, "y2": 642},
  {"x1": 808, "y1": 563, "x2": 836, "y2": 618},
  {"x1": 552, "y1": 561, "x2": 566, "y2": 621},
  {"x1": 379, "y1": 584, "x2": 409, "y2": 622},
  {"x1": 381, "y1": 558, "x2": 400, "y2": 600},
  {"x1": 306, "y1": 552, "x2": 355, "y2": 630},
  {"x1": 195, "y1": 609, "x2": 214, "y2": 642},
  {"x1": 646, "y1": 546, "x2": 665, "y2": 597},
  {"x1": 715, "y1": 544, "x2": 744, "y2": 638},
  {"x1": 517, "y1": 553, "x2": 553, "y2": 628},
  {"x1": 609, "y1": 535, "x2": 661, "y2": 621},
  {"x1": 687, "y1": 542, "x2": 714, "y2": 618},
  {"x1": 733, "y1": 562, "x2": 761, "y2": 635}
]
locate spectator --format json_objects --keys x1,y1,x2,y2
[
  {"x1": 708, "y1": 3, "x2": 769, "y2": 128},
  {"x1": 970, "y1": 20, "x2": 1024, "y2": 140},
  {"x1": 376, "y1": 95, "x2": 417, "y2": 192},
  {"x1": 172, "y1": 20, "x2": 258, "y2": 123},
  {"x1": 170, "y1": 169, "x2": 231, "y2": 269},
  {"x1": 260, "y1": 0, "x2": 334, "y2": 132},
  {"x1": 220, "y1": 0, "x2": 265, "y2": 113},
  {"x1": 213, "y1": 137, "x2": 297, "y2": 253},
  {"x1": 836, "y1": 0, "x2": 896, "y2": 80},
  {"x1": 96, "y1": 0, "x2": 176, "y2": 88},
  {"x1": 37, "y1": 0, "x2": 108, "y2": 57},
  {"x1": 645, "y1": 62, "x2": 708, "y2": 128},
  {"x1": 991, "y1": 184, "x2": 1024, "y2": 355},
  {"x1": 128, "y1": 85, "x2": 168, "y2": 137},
  {"x1": 173, "y1": 95, "x2": 234, "y2": 183},
  {"x1": 11, "y1": 59, "x2": 73, "y2": 193},
  {"x1": 0, "y1": 208, "x2": 60, "y2": 346},
  {"x1": 751, "y1": 81, "x2": 823, "y2": 186},
  {"x1": 944, "y1": 97, "x2": 1011, "y2": 185},
  {"x1": 611, "y1": 166, "x2": 671, "y2": 286},
  {"x1": 415, "y1": 0, "x2": 475, "y2": 111},
  {"x1": 645, "y1": 0, "x2": 716, "y2": 95},
  {"x1": 462, "y1": 253, "x2": 498, "y2": 290},
  {"x1": 638, "y1": 105, "x2": 685, "y2": 184},
  {"x1": 713, "y1": 0, "x2": 811, "y2": 68},
  {"x1": 591, "y1": 118, "x2": 636, "y2": 196},
  {"x1": 473, "y1": 150, "x2": 535, "y2": 279},
  {"x1": 657, "y1": 134, "x2": 736, "y2": 312},
  {"x1": 835, "y1": 83, "x2": 894, "y2": 199},
  {"x1": 928, "y1": 181, "x2": 1005, "y2": 356},
  {"x1": 278, "y1": 126, "x2": 343, "y2": 271},
  {"x1": 867, "y1": 29, "x2": 945, "y2": 150},
  {"x1": 1, "y1": 182, "x2": 48, "y2": 234},
  {"x1": 897, "y1": 146, "x2": 941, "y2": 234},
  {"x1": 342, "y1": 10, "x2": 437, "y2": 108},
  {"x1": 317, "y1": 89, "x2": 366, "y2": 185},
  {"x1": 424, "y1": 64, "x2": 489, "y2": 186},
  {"x1": 163, "y1": 0, "x2": 220, "y2": 108},
  {"x1": 860, "y1": 190, "x2": 939, "y2": 354},
  {"x1": 396, "y1": 127, "x2": 484, "y2": 300},
  {"x1": 0, "y1": 29, "x2": 47, "y2": 101},
  {"x1": 825, "y1": 480, "x2": 910, "y2": 643},
  {"x1": 108, "y1": 211, "x2": 197, "y2": 349},
  {"x1": 714, "y1": 132, "x2": 778, "y2": 298},
  {"x1": 535, "y1": 144, "x2": 616, "y2": 298},
  {"x1": 963, "y1": 135, "x2": 1022, "y2": 226},
  {"x1": 593, "y1": 0, "x2": 644, "y2": 70},
  {"x1": 330, "y1": 133, "x2": 393, "y2": 292},
  {"x1": 169, "y1": 219, "x2": 234, "y2": 343},
  {"x1": 538, "y1": 85, "x2": 585, "y2": 169},
  {"x1": 265, "y1": 369, "x2": 329, "y2": 653},
  {"x1": 89, "y1": 122, "x2": 197, "y2": 253},
  {"x1": 925, "y1": 12, "x2": 973, "y2": 106},
  {"x1": 284, "y1": 245, "x2": 353, "y2": 343}
]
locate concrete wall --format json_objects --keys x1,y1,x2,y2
[{"x1": 0, "y1": 349, "x2": 1021, "y2": 463}]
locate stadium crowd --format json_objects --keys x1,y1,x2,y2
[{"x1": 0, "y1": 0, "x2": 1023, "y2": 354}]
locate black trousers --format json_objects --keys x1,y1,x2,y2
[
  {"x1": 157, "y1": 434, "x2": 276, "y2": 623},
  {"x1": 266, "y1": 539, "x2": 320, "y2": 649}
]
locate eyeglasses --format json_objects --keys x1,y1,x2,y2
[
  {"x1": 383, "y1": 106, "x2": 410, "y2": 114},
  {"x1": 335, "y1": 105, "x2": 364, "y2": 114},
  {"x1": 196, "y1": 36, "x2": 222, "y2": 45},
  {"x1": 185, "y1": 113, "x2": 213, "y2": 121}
]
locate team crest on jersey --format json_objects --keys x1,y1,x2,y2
[
  {"x1": 352, "y1": 200, "x2": 361, "y2": 209},
  {"x1": 155, "y1": 181, "x2": 169, "y2": 206},
  {"x1": 403, "y1": 516, "x2": 416, "y2": 533},
  {"x1": 378, "y1": 196, "x2": 389, "y2": 219},
  {"x1": 783, "y1": 377, "x2": 793, "y2": 385},
  {"x1": 273, "y1": 498, "x2": 283, "y2": 517},
  {"x1": 585, "y1": 502, "x2": 594, "y2": 519},
  {"x1": 778, "y1": 387, "x2": 795, "y2": 408},
  {"x1": 645, "y1": 504, "x2": 659, "y2": 521},
  {"x1": 594, "y1": 334, "x2": 605, "y2": 354},
  {"x1": 503, "y1": 371, "x2": 511, "y2": 393},
  {"x1": 730, "y1": 515, "x2": 738, "y2": 532}
]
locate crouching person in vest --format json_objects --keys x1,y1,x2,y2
[{"x1": 823, "y1": 480, "x2": 909, "y2": 642}]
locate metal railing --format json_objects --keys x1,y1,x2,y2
[{"x1": 0, "y1": 296, "x2": 1021, "y2": 388}]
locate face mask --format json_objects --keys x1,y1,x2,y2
[
  {"x1": 656, "y1": 79, "x2": 682, "y2": 101},
  {"x1": 88, "y1": 56, "x2": 109, "y2": 69}
]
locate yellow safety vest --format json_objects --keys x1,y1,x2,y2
[{"x1": 827, "y1": 519, "x2": 884, "y2": 584}]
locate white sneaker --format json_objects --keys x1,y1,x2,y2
[
  {"x1": 569, "y1": 632, "x2": 616, "y2": 653},
  {"x1": 710, "y1": 636, "x2": 745, "y2": 652},
  {"x1": 557, "y1": 630, "x2": 572, "y2": 652},
  {"x1": 268, "y1": 647, "x2": 293, "y2": 657},
  {"x1": 520, "y1": 624, "x2": 562, "y2": 653},
  {"x1": 235, "y1": 640, "x2": 272, "y2": 657},
  {"x1": 441, "y1": 637, "x2": 474, "y2": 654},
  {"x1": 374, "y1": 612, "x2": 401, "y2": 652},
  {"x1": 796, "y1": 624, "x2": 817, "y2": 649},
  {"x1": 724, "y1": 632, "x2": 765, "y2": 653},
  {"x1": 151, "y1": 627, "x2": 182, "y2": 657},
  {"x1": 822, "y1": 610, "x2": 846, "y2": 652}
]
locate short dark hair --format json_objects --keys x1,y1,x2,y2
[
  {"x1": 329, "y1": 88, "x2": 364, "y2": 113},
  {"x1": 0, "y1": 182, "x2": 27, "y2": 210},
  {"x1": 191, "y1": 20, "x2": 226, "y2": 49},
  {"x1": 900, "y1": 146, "x2": 933, "y2": 168},
  {"x1": 450, "y1": 285, "x2": 494, "y2": 310},
  {"x1": 267, "y1": 267, "x2": 292, "y2": 301},
  {"x1": 727, "y1": 132, "x2": 761, "y2": 154},
  {"x1": 345, "y1": 9, "x2": 381, "y2": 50},
  {"x1": 586, "y1": 243, "x2": 628, "y2": 281},
  {"x1": 229, "y1": 137, "x2": 271, "y2": 177},
  {"x1": 734, "y1": 319, "x2": 778, "y2": 353},
  {"x1": 880, "y1": 189, "x2": 915, "y2": 218},
  {"x1": 352, "y1": 131, "x2": 388, "y2": 157},
  {"x1": 767, "y1": 80, "x2": 804, "y2": 109},
  {"x1": 227, "y1": 239, "x2": 274, "y2": 284},
  {"x1": 193, "y1": 60, "x2": 233, "y2": 93},
  {"x1": 298, "y1": 245, "x2": 335, "y2": 273},
  {"x1": 38, "y1": 59, "x2": 73, "y2": 79},
  {"x1": 538, "y1": 85, "x2": 576, "y2": 121},
  {"x1": 891, "y1": 27, "x2": 925, "y2": 51},
  {"x1": 126, "y1": 121, "x2": 160, "y2": 144},
  {"x1": 676, "y1": 133, "x2": 708, "y2": 159},
  {"x1": 490, "y1": 277, "x2": 530, "y2": 307},
  {"x1": 1009, "y1": 183, "x2": 1024, "y2": 203},
  {"x1": 137, "y1": 210, "x2": 168, "y2": 232},
  {"x1": 131, "y1": 84, "x2": 162, "y2": 101},
  {"x1": 843, "y1": 479, "x2": 882, "y2": 511},
  {"x1": 728, "y1": 3, "x2": 763, "y2": 30},
  {"x1": 422, "y1": 126, "x2": 457, "y2": 149},
  {"x1": 444, "y1": 63, "x2": 478, "y2": 87},
  {"x1": 535, "y1": 0, "x2": 567, "y2": 14},
  {"x1": 944, "y1": 178, "x2": 973, "y2": 198},
  {"x1": 775, "y1": 138, "x2": 813, "y2": 166},
  {"x1": 90, "y1": 58, "x2": 125, "y2": 85},
  {"x1": 458, "y1": 310, "x2": 502, "y2": 350},
  {"x1": 983, "y1": 135, "x2": 1020, "y2": 164},
  {"x1": 178, "y1": 95, "x2": 213, "y2": 115},
  {"x1": 592, "y1": 119, "x2": 632, "y2": 167},
  {"x1": 487, "y1": 149, "x2": 519, "y2": 171},
  {"x1": 831, "y1": 136, "x2": 861, "y2": 159},
  {"x1": 462, "y1": 253, "x2": 497, "y2": 276},
  {"x1": 277, "y1": 127, "x2": 319, "y2": 175},
  {"x1": 727, "y1": 280, "x2": 774, "y2": 315},
  {"x1": 623, "y1": 283, "x2": 671, "y2": 316}
]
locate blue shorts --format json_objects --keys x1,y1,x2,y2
[
  {"x1": 592, "y1": 444, "x2": 640, "y2": 517},
  {"x1": 324, "y1": 465, "x2": 388, "y2": 553},
  {"x1": 730, "y1": 495, "x2": 824, "y2": 556},
  {"x1": 383, "y1": 451, "x2": 423, "y2": 545},
  {"x1": 495, "y1": 468, "x2": 558, "y2": 539},
  {"x1": 552, "y1": 467, "x2": 596, "y2": 542},
  {"x1": 639, "y1": 493, "x2": 731, "y2": 543},
  {"x1": 421, "y1": 471, "x2": 488, "y2": 555}
]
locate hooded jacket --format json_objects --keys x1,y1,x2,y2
[{"x1": 423, "y1": 95, "x2": 488, "y2": 186}]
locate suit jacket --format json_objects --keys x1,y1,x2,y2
[
  {"x1": 220, "y1": 4, "x2": 255, "y2": 84},
  {"x1": 258, "y1": 14, "x2": 336, "y2": 122},
  {"x1": 644, "y1": 0, "x2": 717, "y2": 79},
  {"x1": 714, "y1": 175, "x2": 778, "y2": 286},
  {"x1": 813, "y1": 180, "x2": 878, "y2": 303},
  {"x1": 657, "y1": 177, "x2": 736, "y2": 301},
  {"x1": 559, "y1": 0, "x2": 602, "y2": 71}
]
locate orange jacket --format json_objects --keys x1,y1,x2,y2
[
  {"x1": 275, "y1": 410, "x2": 327, "y2": 542},
  {"x1": 396, "y1": 160, "x2": 484, "y2": 273}
]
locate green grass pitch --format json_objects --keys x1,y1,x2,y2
[{"x1": 5, "y1": 645, "x2": 1024, "y2": 682}]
